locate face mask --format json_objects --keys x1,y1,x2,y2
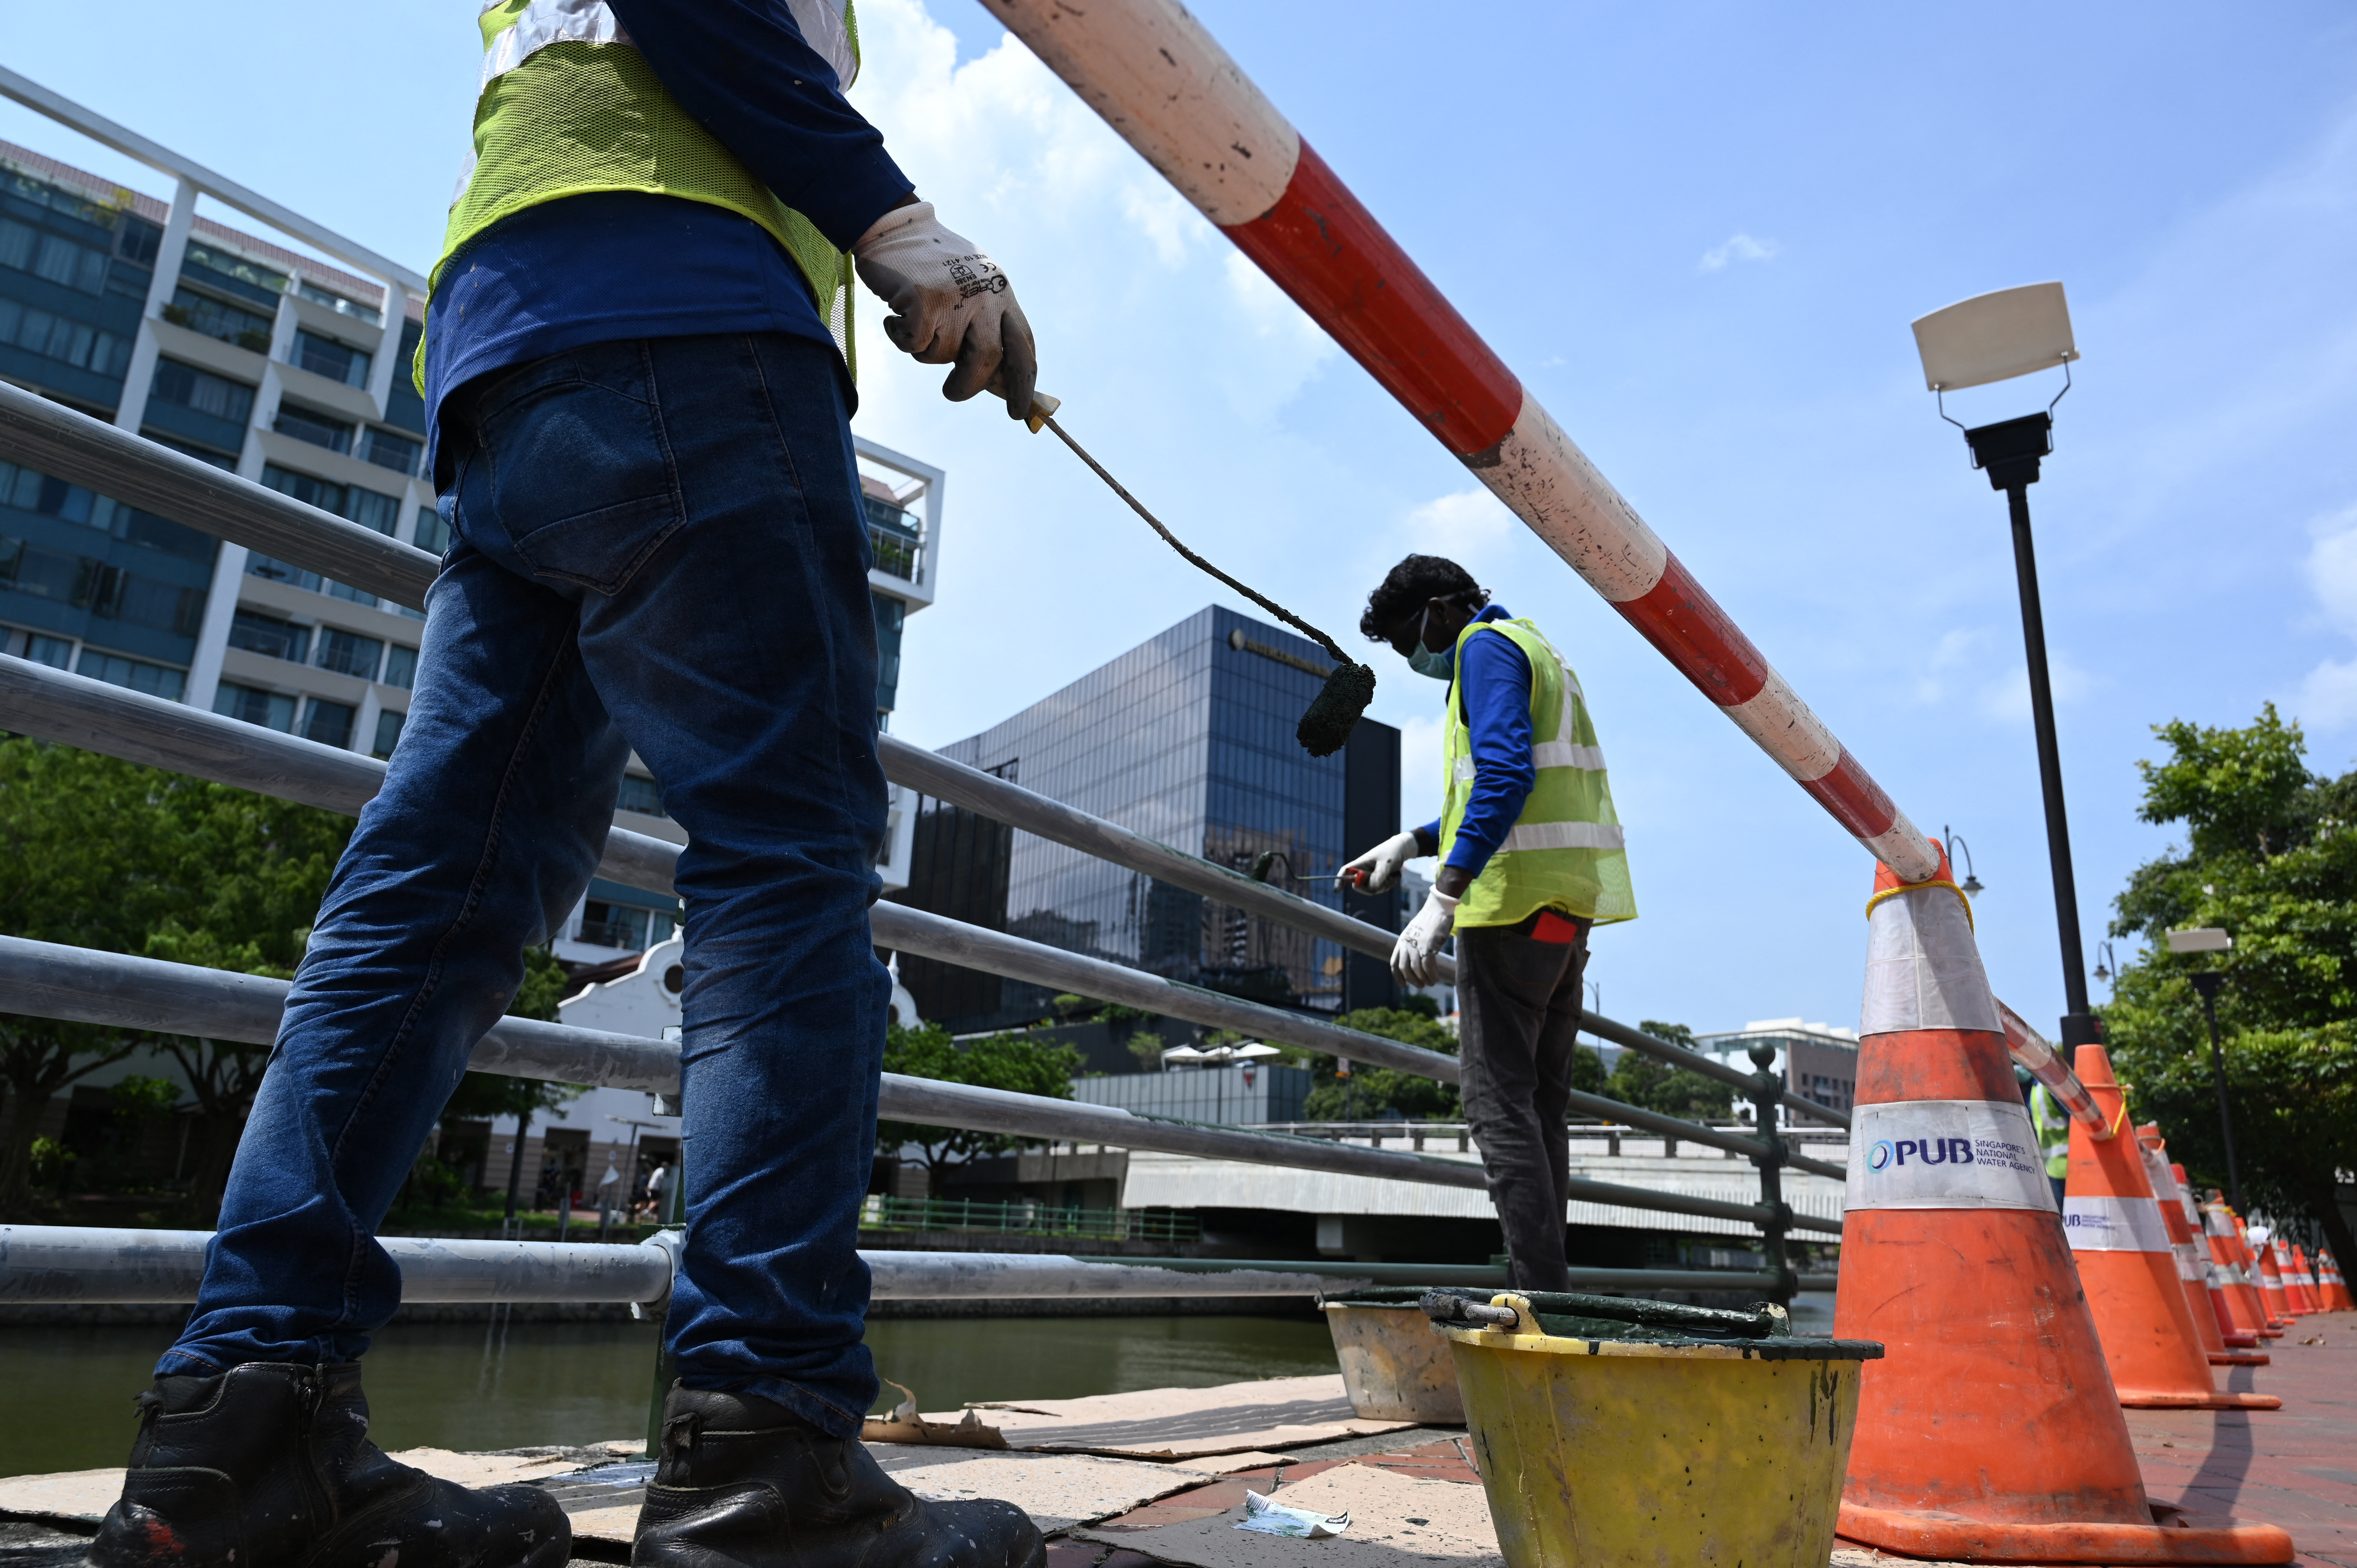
[{"x1": 1405, "y1": 606, "x2": 1454, "y2": 680}]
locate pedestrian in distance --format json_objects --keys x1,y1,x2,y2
[
  {"x1": 85, "y1": 4, "x2": 1044, "y2": 1568},
  {"x1": 1340, "y1": 555, "x2": 1637, "y2": 1292}
]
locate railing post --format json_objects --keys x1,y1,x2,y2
[{"x1": 1747, "y1": 1041, "x2": 1797, "y2": 1306}]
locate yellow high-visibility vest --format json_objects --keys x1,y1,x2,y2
[
  {"x1": 1439, "y1": 617, "x2": 1636, "y2": 929},
  {"x1": 416, "y1": 0, "x2": 861, "y2": 393}
]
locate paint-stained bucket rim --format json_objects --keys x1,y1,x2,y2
[{"x1": 1437, "y1": 1324, "x2": 1885, "y2": 1361}]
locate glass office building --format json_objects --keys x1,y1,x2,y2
[{"x1": 895, "y1": 606, "x2": 1403, "y2": 1033}]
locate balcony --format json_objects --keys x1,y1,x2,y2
[{"x1": 857, "y1": 1194, "x2": 1200, "y2": 1244}]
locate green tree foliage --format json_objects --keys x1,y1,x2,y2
[
  {"x1": 1301, "y1": 1008, "x2": 1469, "y2": 1122},
  {"x1": 1603, "y1": 1021, "x2": 1736, "y2": 1121},
  {"x1": 876, "y1": 1022, "x2": 1081, "y2": 1193},
  {"x1": 2103, "y1": 706, "x2": 2357, "y2": 1267}
]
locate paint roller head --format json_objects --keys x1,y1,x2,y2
[{"x1": 1296, "y1": 660, "x2": 1377, "y2": 758}]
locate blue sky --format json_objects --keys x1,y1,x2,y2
[{"x1": 7, "y1": 3, "x2": 2357, "y2": 1041}]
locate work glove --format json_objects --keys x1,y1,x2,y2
[
  {"x1": 1342, "y1": 830, "x2": 1422, "y2": 894},
  {"x1": 853, "y1": 201, "x2": 1038, "y2": 416},
  {"x1": 1391, "y1": 888, "x2": 1458, "y2": 986}
]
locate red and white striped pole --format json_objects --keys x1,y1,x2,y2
[{"x1": 984, "y1": 0, "x2": 1938, "y2": 879}]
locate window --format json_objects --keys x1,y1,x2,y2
[
  {"x1": 246, "y1": 554, "x2": 320, "y2": 592},
  {"x1": 145, "y1": 435, "x2": 238, "y2": 472},
  {"x1": 616, "y1": 774, "x2": 666, "y2": 818},
  {"x1": 5, "y1": 629, "x2": 74, "y2": 667},
  {"x1": 381, "y1": 644, "x2": 418, "y2": 690},
  {"x1": 328, "y1": 581, "x2": 377, "y2": 609},
  {"x1": 181, "y1": 242, "x2": 286, "y2": 305},
  {"x1": 75, "y1": 648, "x2": 186, "y2": 702},
  {"x1": 300, "y1": 697, "x2": 355, "y2": 749},
  {"x1": 260, "y1": 463, "x2": 341, "y2": 515},
  {"x1": 864, "y1": 494, "x2": 922, "y2": 581},
  {"x1": 372, "y1": 708, "x2": 405, "y2": 758},
  {"x1": 228, "y1": 609, "x2": 308, "y2": 664},
  {"x1": 346, "y1": 488, "x2": 399, "y2": 536},
  {"x1": 273, "y1": 405, "x2": 352, "y2": 455},
  {"x1": 214, "y1": 682, "x2": 296, "y2": 733},
  {"x1": 360, "y1": 427, "x2": 420, "y2": 477},
  {"x1": 290, "y1": 329, "x2": 371, "y2": 388},
  {"x1": 150, "y1": 360, "x2": 256, "y2": 424},
  {"x1": 117, "y1": 217, "x2": 162, "y2": 266},
  {"x1": 0, "y1": 216, "x2": 109, "y2": 295},
  {"x1": 578, "y1": 900, "x2": 671, "y2": 950},
  {"x1": 314, "y1": 627, "x2": 382, "y2": 681},
  {"x1": 163, "y1": 287, "x2": 274, "y2": 352},
  {"x1": 412, "y1": 505, "x2": 452, "y2": 556},
  {"x1": 0, "y1": 297, "x2": 133, "y2": 377},
  {"x1": 299, "y1": 282, "x2": 382, "y2": 326}
]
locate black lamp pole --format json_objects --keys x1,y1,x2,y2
[
  {"x1": 2187, "y1": 970, "x2": 2241, "y2": 1213},
  {"x1": 1960, "y1": 411, "x2": 2100, "y2": 1048}
]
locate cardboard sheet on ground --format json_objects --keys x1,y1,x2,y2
[
  {"x1": 0, "y1": 1445, "x2": 614, "y2": 1526},
  {"x1": 554, "y1": 1445, "x2": 1229, "y2": 1544},
  {"x1": 1073, "y1": 1464, "x2": 1501, "y2": 1568},
  {"x1": 923, "y1": 1376, "x2": 1415, "y2": 1458}
]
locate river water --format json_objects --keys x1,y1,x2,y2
[{"x1": 0, "y1": 1314, "x2": 1342, "y2": 1480}]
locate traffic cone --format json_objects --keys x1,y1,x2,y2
[
  {"x1": 2230, "y1": 1214, "x2": 2286, "y2": 1335},
  {"x1": 2138, "y1": 1129, "x2": 2265, "y2": 1367},
  {"x1": 2286, "y1": 1245, "x2": 2320, "y2": 1314},
  {"x1": 1833, "y1": 845, "x2": 2292, "y2": 1564},
  {"x1": 2064, "y1": 1048, "x2": 2279, "y2": 1411},
  {"x1": 2189, "y1": 1183, "x2": 2269, "y2": 1349},
  {"x1": 2319, "y1": 1248, "x2": 2354, "y2": 1311},
  {"x1": 2247, "y1": 1224, "x2": 2295, "y2": 1324}
]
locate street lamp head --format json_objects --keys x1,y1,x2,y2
[
  {"x1": 1913, "y1": 282, "x2": 2078, "y2": 394},
  {"x1": 1961, "y1": 871, "x2": 1985, "y2": 897}
]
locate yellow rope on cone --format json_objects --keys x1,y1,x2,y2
[{"x1": 1863, "y1": 877, "x2": 1974, "y2": 931}]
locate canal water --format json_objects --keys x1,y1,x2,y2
[{"x1": 0, "y1": 1314, "x2": 1341, "y2": 1480}]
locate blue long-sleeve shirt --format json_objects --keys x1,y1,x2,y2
[
  {"x1": 422, "y1": 0, "x2": 914, "y2": 476},
  {"x1": 1415, "y1": 605, "x2": 1535, "y2": 879}
]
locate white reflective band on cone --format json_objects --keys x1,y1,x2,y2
[
  {"x1": 2174, "y1": 1242, "x2": 2207, "y2": 1282},
  {"x1": 1844, "y1": 1098, "x2": 2054, "y2": 1212},
  {"x1": 2064, "y1": 1195, "x2": 2174, "y2": 1253},
  {"x1": 1860, "y1": 878, "x2": 2000, "y2": 1036}
]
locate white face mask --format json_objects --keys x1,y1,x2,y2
[{"x1": 1407, "y1": 607, "x2": 1454, "y2": 680}]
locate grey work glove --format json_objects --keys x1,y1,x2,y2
[
  {"x1": 1392, "y1": 888, "x2": 1458, "y2": 986},
  {"x1": 853, "y1": 201, "x2": 1038, "y2": 415},
  {"x1": 1342, "y1": 830, "x2": 1423, "y2": 894}
]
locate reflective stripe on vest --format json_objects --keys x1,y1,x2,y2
[
  {"x1": 1440, "y1": 616, "x2": 1636, "y2": 929},
  {"x1": 425, "y1": 0, "x2": 859, "y2": 391}
]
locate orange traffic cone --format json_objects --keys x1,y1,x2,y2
[
  {"x1": 2248, "y1": 1224, "x2": 2295, "y2": 1323},
  {"x1": 2065, "y1": 1048, "x2": 2278, "y2": 1411},
  {"x1": 1833, "y1": 846, "x2": 2292, "y2": 1563},
  {"x1": 2189, "y1": 1182, "x2": 2269, "y2": 1349},
  {"x1": 2227, "y1": 1213, "x2": 2286, "y2": 1336},
  {"x1": 2287, "y1": 1245, "x2": 2320, "y2": 1313},
  {"x1": 2138, "y1": 1129, "x2": 2265, "y2": 1367},
  {"x1": 2320, "y1": 1248, "x2": 2354, "y2": 1310}
]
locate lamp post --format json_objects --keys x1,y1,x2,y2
[
  {"x1": 1941, "y1": 826, "x2": 1986, "y2": 896},
  {"x1": 1914, "y1": 283, "x2": 2096, "y2": 1046},
  {"x1": 2167, "y1": 927, "x2": 2240, "y2": 1212}
]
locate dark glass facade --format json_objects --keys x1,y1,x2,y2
[{"x1": 894, "y1": 606, "x2": 1402, "y2": 1033}]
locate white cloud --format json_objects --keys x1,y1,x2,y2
[
  {"x1": 1698, "y1": 232, "x2": 1780, "y2": 272},
  {"x1": 1403, "y1": 488, "x2": 1517, "y2": 561},
  {"x1": 1978, "y1": 652, "x2": 2101, "y2": 723},
  {"x1": 1217, "y1": 251, "x2": 1338, "y2": 417},
  {"x1": 2286, "y1": 505, "x2": 2357, "y2": 727},
  {"x1": 1396, "y1": 712, "x2": 1447, "y2": 833}
]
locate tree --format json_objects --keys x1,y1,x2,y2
[
  {"x1": 1605, "y1": 1021, "x2": 1736, "y2": 1122},
  {"x1": 2103, "y1": 706, "x2": 2357, "y2": 1268},
  {"x1": 1302, "y1": 1008, "x2": 1466, "y2": 1122},
  {"x1": 876, "y1": 1023, "x2": 1081, "y2": 1194}
]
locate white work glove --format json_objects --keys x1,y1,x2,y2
[
  {"x1": 1391, "y1": 888, "x2": 1458, "y2": 986},
  {"x1": 1343, "y1": 830, "x2": 1422, "y2": 894},
  {"x1": 852, "y1": 201, "x2": 1038, "y2": 415}
]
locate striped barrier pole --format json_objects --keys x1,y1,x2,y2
[
  {"x1": 982, "y1": 0, "x2": 1938, "y2": 880},
  {"x1": 1997, "y1": 998, "x2": 2108, "y2": 1131}
]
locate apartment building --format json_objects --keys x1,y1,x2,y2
[{"x1": 0, "y1": 76, "x2": 940, "y2": 966}]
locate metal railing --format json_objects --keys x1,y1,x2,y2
[
  {"x1": 0, "y1": 382, "x2": 1848, "y2": 1298},
  {"x1": 858, "y1": 1195, "x2": 1202, "y2": 1244}
]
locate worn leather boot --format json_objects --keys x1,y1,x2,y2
[
  {"x1": 87, "y1": 1361, "x2": 570, "y2": 1568},
  {"x1": 633, "y1": 1386, "x2": 1044, "y2": 1568}
]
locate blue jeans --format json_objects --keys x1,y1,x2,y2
[{"x1": 164, "y1": 334, "x2": 891, "y2": 1436}]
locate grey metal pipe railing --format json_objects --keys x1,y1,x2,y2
[
  {"x1": 0, "y1": 381, "x2": 1854, "y2": 1131},
  {"x1": 0, "y1": 1227, "x2": 1835, "y2": 1303},
  {"x1": 0, "y1": 934, "x2": 1838, "y2": 1233}
]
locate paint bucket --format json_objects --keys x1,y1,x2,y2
[
  {"x1": 1322, "y1": 1288, "x2": 1464, "y2": 1423},
  {"x1": 1431, "y1": 1291, "x2": 1881, "y2": 1568}
]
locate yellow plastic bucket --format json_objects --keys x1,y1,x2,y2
[{"x1": 1434, "y1": 1291, "x2": 1882, "y2": 1568}]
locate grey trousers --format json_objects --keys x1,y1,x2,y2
[{"x1": 1456, "y1": 908, "x2": 1592, "y2": 1293}]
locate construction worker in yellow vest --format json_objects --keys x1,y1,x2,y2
[
  {"x1": 93, "y1": 7, "x2": 1044, "y2": 1568},
  {"x1": 2030, "y1": 1079, "x2": 2073, "y2": 1208},
  {"x1": 1342, "y1": 555, "x2": 1636, "y2": 1291}
]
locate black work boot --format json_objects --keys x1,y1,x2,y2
[
  {"x1": 87, "y1": 1362, "x2": 570, "y2": 1568},
  {"x1": 633, "y1": 1386, "x2": 1044, "y2": 1568}
]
